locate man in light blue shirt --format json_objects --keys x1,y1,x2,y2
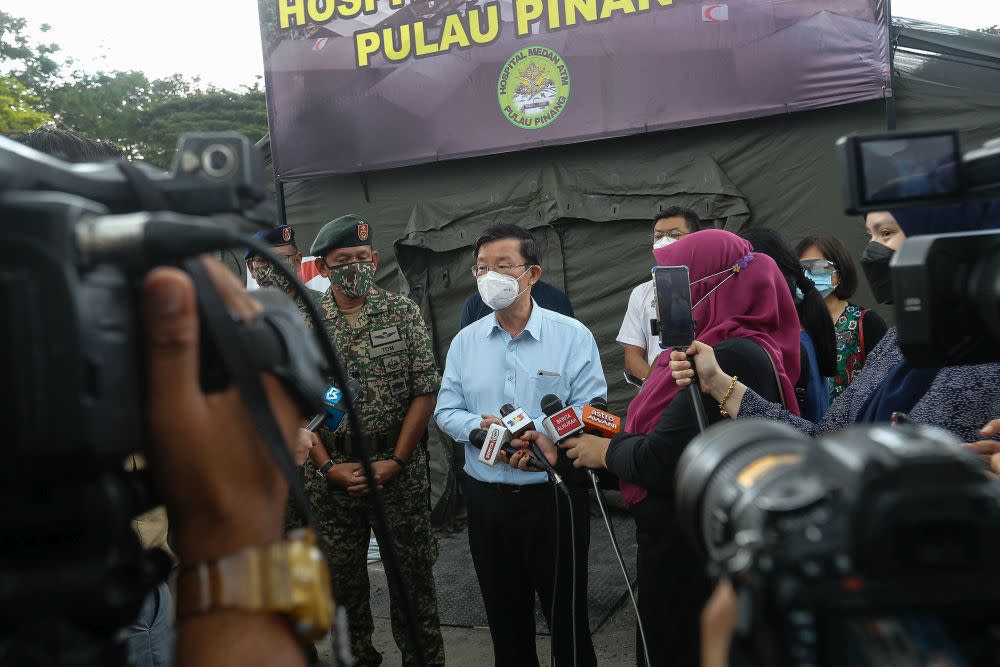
[{"x1": 435, "y1": 224, "x2": 604, "y2": 667}]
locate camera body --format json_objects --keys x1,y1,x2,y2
[
  {"x1": 678, "y1": 419, "x2": 1000, "y2": 666},
  {"x1": 838, "y1": 129, "x2": 1000, "y2": 366}
]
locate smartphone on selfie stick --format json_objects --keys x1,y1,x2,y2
[{"x1": 653, "y1": 266, "x2": 709, "y2": 432}]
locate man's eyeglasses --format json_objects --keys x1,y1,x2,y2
[
  {"x1": 470, "y1": 263, "x2": 532, "y2": 278},
  {"x1": 250, "y1": 252, "x2": 301, "y2": 268},
  {"x1": 652, "y1": 231, "x2": 686, "y2": 242}
]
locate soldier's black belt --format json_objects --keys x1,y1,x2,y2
[{"x1": 332, "y1": 427, "x2": 401, "y2": 457}]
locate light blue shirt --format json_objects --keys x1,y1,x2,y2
[{"x1": 434, "y1": 301, "x2": 607, "y2": 485}]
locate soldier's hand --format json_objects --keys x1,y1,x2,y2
[
  {"x1": 371, "y1": 459, "x2": 402, "y2": 487},
  {"x1": 326, "y1": 462, "x2": 367, "y2": 492},
  {"x1": 480, "y1": 414, "x2": 502, "y2": 430}
]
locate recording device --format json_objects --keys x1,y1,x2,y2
[
  {"x1": 652, "y1": 265, "x2": 696, "y2": 350},
  {"x1": 0, "y1": 133, "x2": 332, "y2": 664},
  {"x1": 499, "y1": 403, "x2": 536, "y2": 438},
  {"x1": 581, "y1": 397, "x2": 622, "y2": 438},
  {"x1": 676, "y1": 419, "x2": 1000, "y2": 666},
  {"x1": 838, "y1": 129, "x2": 1000, "y2": 367},
  {"x1": 469, "y1": 428, "x2": 543, "y2": 471},
  {"x1": 308, "y1": 378, "x2": 364, "y2": 432},
  {"x1": 540, "y1": 394, "x2": 584, "y2": 443}
]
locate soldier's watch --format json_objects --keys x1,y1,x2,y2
[
  {"x1": 175, "y1": 527, "x2": 335, "y2": 642},
  {"x1": 316, "y1": 459, "x2": 335, "y2": 478}
]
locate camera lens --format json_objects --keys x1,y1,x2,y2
[
  {"x1": 675, "y1": 419, "x2": 812, "y2": 563},
  {"x1": 201, "y1": 143, "x2": 238, "y2": 179}
]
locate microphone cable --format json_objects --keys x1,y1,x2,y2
[{"x1": 586, "y1": 469, "x2": 650, "y2": 662}]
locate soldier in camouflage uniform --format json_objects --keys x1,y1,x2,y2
[
  {"x1": 303, "y1": 214, "x2": 445, "y2": 666},
  {"x1": 244, "y1": 224, "x2": 325, "y2": 310}
]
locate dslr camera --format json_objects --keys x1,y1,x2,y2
[
  {"x1": 838, "y1": 129, "x2": 1000, "y2": 366},
  {"x1": 677, "y1": 419, "x2": 1000, "y2": 667}
]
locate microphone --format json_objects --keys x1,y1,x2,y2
[
  {"x1": 469, "y1": 428, "x2": 543, "y2": 471},
  {"x1": 581, "y1": 397, "x2": 622, "y2": 438},
  {"x1": 499, "y1": 403, "x2": 536, "y2": 439},
  {"x1": 307, "y1": 378, "x2": 362, "y2": 432},
  {"x1": 540, "y1": 394, "x2": 585, "y2": 443}
]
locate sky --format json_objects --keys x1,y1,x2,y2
[{"x1": 3, "y1": 0, "x2": 999, "y2": 90}]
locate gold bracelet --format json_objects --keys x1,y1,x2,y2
[{"x1": 719, "y1": 376, "x2": 739, "y2": 417}]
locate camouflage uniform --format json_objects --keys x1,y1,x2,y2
[{"x1": 304, "y1": 285, "x2": 445, "y2": 667}]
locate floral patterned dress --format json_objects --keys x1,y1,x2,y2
[{"x1": 828, "y1": 304, "x2": 868, "y2": 401}]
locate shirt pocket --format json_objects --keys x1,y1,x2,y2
[{"x1": 528, "y1": 372, "x2": 563, "y2": 414}]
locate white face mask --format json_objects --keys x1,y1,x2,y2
[
  {"x1": 653, "y1": 236, "x2": 677, "y2": 250},
  {"x1": 477, "y1": 269, "x2": 529, "y2": 311}
]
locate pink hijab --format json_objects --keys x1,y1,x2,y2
[{"x1": 621, "y1": 229, "x2": 801, "y2": 506}]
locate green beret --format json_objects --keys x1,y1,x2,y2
[{"x1": 310, "y1": 214, "x2": 373, "y2": 257}]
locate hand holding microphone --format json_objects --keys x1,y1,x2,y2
[{"x1": 556, "y1": 396, "x2": 622, "y2": 470}]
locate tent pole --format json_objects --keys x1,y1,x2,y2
[
  {"x1": 275, "y1": 179, "x2": 288, "y2": 226},
  {"x1": 885, "y1": 0, "x2": 897, "y2": 130}
]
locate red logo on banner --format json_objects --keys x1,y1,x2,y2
[{"x1": 312, "y1": 38, "x2": 328, "y2": 51}]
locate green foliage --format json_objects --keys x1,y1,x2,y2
[
  {"x1": 2, "y1": 9, "x2": 268, "y2": 170},
  {"x1": 979, "y1": 25, "x2": 1000, "y2": 37},
  {"x1": 0, "y1": 75, "x2": 50, "y2": 133}
]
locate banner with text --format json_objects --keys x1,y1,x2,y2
[{"x1": 258, "y1": 0, "x2": 889, "y2": 179}]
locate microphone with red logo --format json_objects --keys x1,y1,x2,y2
[
  {"x1": 540, "y1": 394, "x2": 585, "y2": 443},
  {"x1": 581, "y1": 397, "x2": 622, "y2": 438},
  {"x1": 469, "y1": 428, "x2": 543, "y2": 471}
]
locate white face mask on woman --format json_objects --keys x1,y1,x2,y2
[{"x1": 477, "y1": 269, "x2": 529, "y2": 311}]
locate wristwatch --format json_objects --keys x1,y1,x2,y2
[
  {"x1": 316, "y1": 459, "x2": 335, "y2": 478},
  {"x1": 176, "y1": 527, "x2": 335, "y2": 641}
]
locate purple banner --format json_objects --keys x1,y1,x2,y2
[{"x1": 258, "y1": 0, "x2": 890, "y2": 179}]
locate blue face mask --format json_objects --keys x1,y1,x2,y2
[{"x1": 796, "y1": 270, "x2": 836, "y2": 299}]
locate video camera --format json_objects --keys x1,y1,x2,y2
[
  {"x1": 677, "y1": 419, "x2": 1000, "y2": 667},
  {"x1": 837, "y1": 130, "x2": 1000, "y2": 367},
  {"x1": 0, "y1": 133, "x2": 330, "y2": 663}
]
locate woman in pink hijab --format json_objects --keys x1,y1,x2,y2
[{"x1": 528, "y1": 229, "x2": 801, "y2": 666}]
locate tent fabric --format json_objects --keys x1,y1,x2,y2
[{"x1": 260, "y1": 19, "x2": 1000, "y2": 525}]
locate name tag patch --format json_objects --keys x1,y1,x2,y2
[
  {"x1": 369, "y1": 340, "x2": 408, "y2": 358},
  {"x1": 389, "y1": 377, "x2": 408, "y2": 396},
  {"x1": 370, "y1": 326, "x2": 401, "y2": 347}
]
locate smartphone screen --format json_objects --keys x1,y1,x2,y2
[{"x1": 653, "y1": 265, "x2": 696, "y2": 349}]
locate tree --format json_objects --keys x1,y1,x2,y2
[
  {"x1": 0, "y1": 75, "x2": 50, "y2": 133},
  {"x1": 0, "y1": 11, "x2": 63, "y2": 96},
  {"x1": 979, "y1": 25, "x2": 1000, "y2": 36}
]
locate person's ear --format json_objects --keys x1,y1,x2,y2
[
  {"x1": 315, "y1": 257, "x2": 330, "y2": 278},
  {"x1": 529, "y1": 264, "x2": 542, "y2": 286},
  {"x1": 371, "y1": 250, "x2": 379, "y2": 272}
]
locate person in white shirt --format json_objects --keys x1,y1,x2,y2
[{"x1": 617, "y1": 207, "x2": 701, "y2": 382}]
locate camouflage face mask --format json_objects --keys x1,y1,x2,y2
[
  {"x1": 251, "y1": 262, "x2": 295, "y2": 293},
  {"x1": 329, "y1": 261, "x2": 375, "y2": 298}
]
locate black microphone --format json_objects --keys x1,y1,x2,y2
[
  {"x1": 540, "y1": 394, "x2": 585, "y2": 443},
  {"x1": 468, "y1": 429, "x2": 543, "y2": 472},
  {"x1": 499, "y1": 403, "x2": 537, "y2": 439}
]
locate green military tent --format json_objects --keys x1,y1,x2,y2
[{"x1": 257, "y1": 18, "x2": 1000, "y2": 525}]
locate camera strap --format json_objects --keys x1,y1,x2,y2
[{"x1": 183, "y1": 258, "x2": 315, "y2": 526}]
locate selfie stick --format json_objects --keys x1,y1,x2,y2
[{"x1": 675, "y1": 346, "x2": 710, "y2": 434}]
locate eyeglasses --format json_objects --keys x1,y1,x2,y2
[
  {"x1": 652, "y1": 231, "x2": 686, "y2": 242},
  {"x1": 470, "y1": 263, "x2": 532, "y2": 278},
  {"x1": 250, "y1": 252, "x2": 300, "y2": 268},
  {"x1": 800, "y1": 258, "x2": 838, "y2": 274}
]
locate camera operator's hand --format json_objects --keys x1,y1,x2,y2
[
  {"x1": 701, "y1": 580, "x2": 738, "y2": 667},
  {"x1": 143, "y1": 258, "x2": 307, "y2": 667},
  {"x1": 144, "y1": 259, "x2": 301, "y2": 565},
  {"x1": 508, "y1": 430, "x2": 558, "y2": 470},
  {"x1": 963, "y1": 418, "x2": 1000, "y2": 476},
  {"x1": 561, "y1": 433, "x2": 610, "y2": 469}
]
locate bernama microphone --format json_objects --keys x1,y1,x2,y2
[
  {"x1": 307, "y1": 377, "x2": 363, "y2": 432},
  {"x1": 582, "y1": 397, "x2": 622, "y2": 438},
  {"x1": 540, "y1": 394, "x2": 585, "y2": 443},
  {"x1": 499, "y1": 403, "x2": 536, "y2": 438},
  {"x1": 469, "y1": 428, "x2": 543, "y2": 471}
]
